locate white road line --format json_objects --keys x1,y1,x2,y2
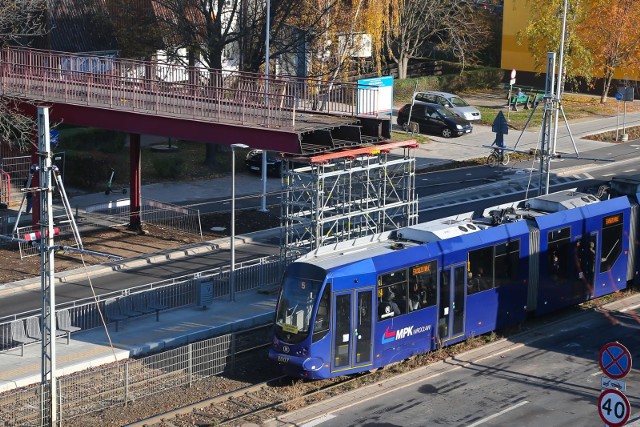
[
  {"x1": 302, "y1": 414, "x2": 336, "y2": 426},
  {"x1": 624, "y1": 169, "x2": 637, "y2": 173},
  {"x1": 590, "y1": 371, "x2": 602, "y2": 377},
  {"x1": 602, "y1": 173, "x2": 615, "y2": 177},
  {"x1": 466, "y1": 400, "x2": 529, "y2": 427},
  {"x1": 620, "y1": 302, "x2": 640, "y2": 313}
]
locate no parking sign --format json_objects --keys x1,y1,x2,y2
[{"x1": 599, "y1": 342, "x2": 632, "y2": 379}]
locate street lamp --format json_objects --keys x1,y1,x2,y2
[{"x1": 230, "y1": 143, "x2": 249, "y2": 301}]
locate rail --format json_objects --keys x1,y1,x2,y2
[
  {"x1": 0, "y1": 46, "x2": 381, "y2": 132},
  {"x1": 0, "y1": 254, "x2": 289, "y2": 352}
]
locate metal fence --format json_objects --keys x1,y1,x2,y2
[
  {"x1": 0, "y1": 323, "x2": 273, "y2": 426},
  {"x1": 0, "y1": 46, "x2": 382, "y2": 132},
  {"x1": 16, "y1": 222, "x2": 79, "y2": 258},
  {"x1": 0, "y1": 254, "x2": 287, "y2": 352},
  {"x1": 81, "y1": 197, "x2": 203, "y2": 238},
  {"x1": 0, "y1": 155, "x2": 30, "y2": 207}
]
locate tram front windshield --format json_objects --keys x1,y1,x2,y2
[{"x1": 275, "y1": 273, "x2": 323, "y2": 344}]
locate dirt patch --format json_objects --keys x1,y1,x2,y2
[
  {"x1": 582, "y1": 125, "x2": 640, "y2": 143},
  {"x1": 0, "y1": 209, "x2": 281, "y2": 285}
]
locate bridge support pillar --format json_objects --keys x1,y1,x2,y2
[{"x1": 128, "y1": 133, "x2": 143, "y2": 233}]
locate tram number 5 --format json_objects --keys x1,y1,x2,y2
[{"x1": 598, "y1": 389, "x2": 630, "y2": 427}]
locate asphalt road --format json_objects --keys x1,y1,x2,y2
[{"x1": 276, "y1": 299, "x2": 640, "y2": 427}]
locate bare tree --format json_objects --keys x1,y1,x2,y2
[
  {"x1": 384, "y1": 0, "x2": 489, "y2": 79},
  {"x1": 0, "y1": 0, "x2": 48, "y2": 152}
]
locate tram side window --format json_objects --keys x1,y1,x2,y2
[
  {"x1": 468, "y1": 246, "x2": 494, "y2": 294},
  {"x1": 495, "y1": 241, "x2": 520, "y2": 287},
  {"x1": 600, "y1": 213, "x2": 623, "y2": 273},
  {"x1": 378, "y1": 269, "x2": 407, "y2": 320},
  {"x1": 312, "y1": 284, "x2": 331, "y2": 342},
  {"x1": 409, "y1": 261, "x2": 437, "y2": 311},
  {"x1": 548, "y1": 227, "x2": 570, "y2": 281}
]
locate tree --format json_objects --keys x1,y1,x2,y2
[
  {"x1": 0, "y1": 0, "x2": 48, "y2": 152},
  {"x1": 579, "y1": 0, "x2": 640, "y2": 103},
  {"x1": 362, "y1": 0, "x2": 490, "y2": 79}
]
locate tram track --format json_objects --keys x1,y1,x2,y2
[{"x1": 126, "y1": 370, "x2": 379, "y2": 426}]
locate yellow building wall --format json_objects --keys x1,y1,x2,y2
[
  {"x1": 500, "y1": 0, "x2": 638, "y2": 81},
  {"x1": 501, "y1": 0, "x2": 537, "y2": 73}
]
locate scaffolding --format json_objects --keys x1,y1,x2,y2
[{"x1": 281, "y1": 140, "x2": 418, "y2": 259}]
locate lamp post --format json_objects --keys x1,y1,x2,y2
[{"x1": 230, "y1": 143, "x2": 249, "y2": 301}]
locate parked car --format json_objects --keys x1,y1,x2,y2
[
  {"x1": 396, "y1": 101, "x2": 473, "y2": 138},
  {"x1": 245, "y1": 150, "x2": 283, "y2": 177},
  {"x1": 413, "y1": 91, "x2": 481, "y2": 122}
]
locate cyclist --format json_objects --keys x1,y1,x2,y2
[{"x1": 491, "y1": 134, "x2": 505, "y2": 163}]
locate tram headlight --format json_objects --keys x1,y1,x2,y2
[{"x1": 302, "y1": 357, "x2": 325, "y2": 371}]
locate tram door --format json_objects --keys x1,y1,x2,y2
[
  {"x1": 437, "y1": 265, "x2": 466, "y2": 343},
  {"x1": 332, "y1": 288, "x2": 374, "y2": 372}
]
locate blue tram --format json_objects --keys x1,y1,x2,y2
[{"x1": 268, "y1": 190, "x2": 636, "y2": 379}]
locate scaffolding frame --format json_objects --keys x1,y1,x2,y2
[{"x1": 281, "y1": 141, "x2": 418, "y2": 259}]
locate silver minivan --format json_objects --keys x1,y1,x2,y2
[{"x1": 413, "y1": 91, "x2": 481, "y2": 122}]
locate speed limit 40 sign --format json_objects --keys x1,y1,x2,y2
[{"x1": 598, "y1": 388, "x2": 631, "y2": 427}]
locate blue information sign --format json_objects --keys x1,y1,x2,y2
[
  {"x1": 599, "y1": 342, "x2": 632, "y2": 380},
  {"x1": 615, "y1": 91, "x2": 623, "y2": 101}
]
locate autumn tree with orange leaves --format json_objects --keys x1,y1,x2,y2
[
  {"x1": 523, "y1": 0, "x2": 640, "y2": 103},
  {"x1": 579, "y1": 0, "x2": 640, "y2": 103}
]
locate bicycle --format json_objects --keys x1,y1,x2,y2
[{"x1": 486, "y1": 147, "x2": 509, "y2": 167}]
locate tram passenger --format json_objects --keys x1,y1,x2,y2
[
  {"x1": 378, "y1": 288, "x2": 401, "y2": 319},
  {"x1": 409, "y1": 281, "x2": 426, "y2": 310},
  {"x1": 475, "y1": 267, "x2": 490, "y2": 291},
  {"x1": 467, "y1": 271, "x2": 480, "y2": 294}
]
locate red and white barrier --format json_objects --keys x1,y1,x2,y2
[{"x1": 24, "y1": 228, "x2": 60, "y2": 242}]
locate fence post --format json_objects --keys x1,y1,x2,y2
[
  {"x1": 57, "y1": 378, "x2": 62, "y2": 423},
  {"x1": 124, "y1": 363, "x2": 129, "y2": 406},
  {"x1": 188, "y1": 343, "x2": 193, "y2": 387},
  {"x1": 230, "y1": 333, "x2": 236, "y2": 374}
]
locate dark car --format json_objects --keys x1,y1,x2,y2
[
  {"x1": 396, "y1": 101, "x2": 473, "y2": 138},
  {"x1": 245, "y1": 150, "x2": 284, "y2": 177}
]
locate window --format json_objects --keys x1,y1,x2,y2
[
  {"x1": 601, "y1": 213, "x2": 623, "y2": 272},
  {"x1": 409, "y1": 261, "x2": 437, "y2": 311},
  {"x1": 548, "y1": 227, "x2": 571, "y2": 281},
  {"x1": 378, "y1": 269, "x2": 408, "y2": 320},
  {"x1": 468, "y1": 240, "x2": 521, "y2": 293},
  {"x1": 468, "y1": 246, "x2": 494, "y2": 294},
  {"x1": 312, "y1": 284, "x2": 331, "y2": 342},
  {"x1": 495, "y1": 241, "x2": 520, "y2": 287}
]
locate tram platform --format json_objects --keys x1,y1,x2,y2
[{"x1": 0, "y1": 280, "x2": 278, "y2": 393}]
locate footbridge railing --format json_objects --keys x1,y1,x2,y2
[{"x1": 0, "y1": 46, "x2": 380, "y2": 131}]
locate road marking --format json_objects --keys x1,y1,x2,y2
[
  {"x1": 603, "y1": 173, "x2": 615, "y2": 177},
  {"x1": 620, "y1": 302, "x2": 640, "y2": 313},
  {"x1": 624, "y1": 169, "x2": 637, "y2": 173},
  {"x1": 591, "y1": 370, "x2": 602, "y2": 376},
  {"x1": 302, "y1": 414, "x2": 336, "y2": 426},
  {"x1": 466, "y1": 401, "x2": 529, "y2": 427}
]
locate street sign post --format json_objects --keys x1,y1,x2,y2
[
  {"x1": 507, "y1": 69, "x2": 516, "y2": 120},
  {"x1": 599, "y1": 342, "x2": 632, "y2": 379},
  {"x1": 598, "y1": 389, "x2": 631, "y2": 427}
]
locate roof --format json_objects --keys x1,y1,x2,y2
[{"x1": 46, "y1": 0, "x2": 119, "y2": 52}]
